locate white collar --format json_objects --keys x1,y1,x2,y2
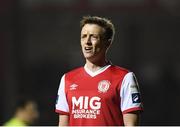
[{"x1": 84, "y1": 64, "x2": 111, "y2": 77}]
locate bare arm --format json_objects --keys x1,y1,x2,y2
[
  {"x1": 59, "y1": 115, "x2": 69, "y2": 126},
  {"x1": 123, "y1": 111, "x2": 140, "y2": 126}
]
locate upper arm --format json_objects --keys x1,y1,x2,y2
[
  {"x1": 56, "y1": 74, "x2": 69, "y2": 114},
  {"x1": 56, "y1": 75, "x2": 70, "y2": 125},
  {"x1": 59, "y1": 115, "x2": 69, "y2": 126},
  {"x1": 120, "y1": 72, "x2": 143, "y2": 113},
  {"x1": 123, "y1": 111, "x2": 140, "y2": 126}
]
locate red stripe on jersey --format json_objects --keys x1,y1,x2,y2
[
  {"x1": 122, "y1": 107, "x2": 143, "y2": 114},
  {"x1": 55, "y1": 109, "x2": 69, "y2": 115}
]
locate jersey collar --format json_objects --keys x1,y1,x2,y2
[{"x1": 84, "y1": 64, "x2": 111, "y2": 77}]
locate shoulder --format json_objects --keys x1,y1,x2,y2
[
  {"x1": 64, "y1": 67, "x2": 84, "y2": 81},
  {"x1": 110, "y1": 65, "x2": 130, "y2": 75},
  {"x1": 65, "y1": 66, "x2": 84, "y2": 75},
  {"x1": 3, "y1": 118, "x2": 26, "y2": 126}
]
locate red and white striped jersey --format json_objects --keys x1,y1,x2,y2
[{"x1": 55, "y1": 64, "x2": 143, "y2": 126}]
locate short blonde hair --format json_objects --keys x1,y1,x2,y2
[{"x1": 80, "y1": 16, "x2": 115, "y2": 42}]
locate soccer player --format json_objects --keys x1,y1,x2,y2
[
  {"x1": 3, "y1": 99, "x2": 39, "y2": 126},
  {"x1": 55, "y1": 16, "x2": 143, "y2": 126}
]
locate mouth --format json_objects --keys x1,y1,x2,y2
[{"x1": 84, "y1": 47, "x2": 93, "y2": 52}]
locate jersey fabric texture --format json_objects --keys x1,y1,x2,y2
[{"x1": 56, "y1": 65, "x2": 143, "y2": 126}]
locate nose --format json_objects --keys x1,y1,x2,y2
[{"x1": 85, "y1": 36, "x2": 92, "y2": 45}]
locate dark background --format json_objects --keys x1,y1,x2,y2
[{"x1": 1, "y1": 0, "x2": 180, "y2": 125}]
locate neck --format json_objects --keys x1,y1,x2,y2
[{"x1": 85, "y1": 59, "x2": 109, "y2": 72}]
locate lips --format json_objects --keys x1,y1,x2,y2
[
  {"x1": 84, "y1": 46, "x2": 93, "y2": 53},
  {"x1": 85, "y1": 47, "x2": 92, "y2": 50}
]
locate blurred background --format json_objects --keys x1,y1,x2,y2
[{"x1": 1, "y1": 0, "x2": 180, "y2": 125}]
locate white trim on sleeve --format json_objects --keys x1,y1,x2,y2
[
  {"x1": 56, "y1": 74, "x2": 69, "y2": 113},
  {"x1": 120, "y1": 72, "x2": 142, "y2": 113}
]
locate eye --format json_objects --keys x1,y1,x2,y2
[
  {"x1": 81, "y1": 34, "x2": 86, "y2": 39},
  {"x1": 91, "y1": 35, "x2": 99, "y2": 40},
  {"x1": 92, "y1": 35, "x2": 98, "y2": 38}
]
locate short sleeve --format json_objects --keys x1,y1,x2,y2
[
  {"x1": 120, "y1": 72, "x2": 143, "y2": 114},
  {"x1": 55, "y1": 74, "x2": 69, "y2": 115}
]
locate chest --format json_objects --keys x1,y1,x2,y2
[{"x1": 65, "y1": 73, "x2": 123, "y2": 109}]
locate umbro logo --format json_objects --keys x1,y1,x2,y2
[{"x1": 70, "y1": 84, "x2": 78, "y2": 90}]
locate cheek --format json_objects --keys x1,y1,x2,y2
[
  {"x1": 96, "y1": 47, "x2": 101, "y2": 52},
  {"x1": 80, "y1": 40, "x2": 85, "y2": 46},
  {"x1": 94, "y1": 41, "x2": 102, "y2": 50}
]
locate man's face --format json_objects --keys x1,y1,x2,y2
[{"x1": 81, "y1": 24, "x2": 107, "y2": 60}]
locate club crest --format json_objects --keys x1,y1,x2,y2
[{"x1": 98, "y1": 80, "x2": 111, "y2": 93}]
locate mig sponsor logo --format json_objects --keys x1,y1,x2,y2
[{"x1": 72, "y1": 96, "x2": 101, "y2": 119}]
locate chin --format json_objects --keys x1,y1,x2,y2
[
  {"x1": 83, "y1": 53, "x2": 93, "y2": 58},
  {"x1": 83, "y1": 55, "x2": 94, "y2": 60},
  {"x1": 84, "y1": 56, "x2": 92, "y2": 59}
]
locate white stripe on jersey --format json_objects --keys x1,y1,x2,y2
[
  {"x1": 56, "y1": 74, "x2": 69, "y2": 113},
  {"x1": 120, "y1": 72, "x2": 141, "y2": 112},
  {"x1": 84, "y1": 64, "x2": 111, "y2": 77}
]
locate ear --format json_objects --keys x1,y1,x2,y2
[{"x1": 106, "y1": 39, "x2": 112, "y2": 47}]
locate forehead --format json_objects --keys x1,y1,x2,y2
[{"x1": 81, "y1": 24, "x2": 105, "y2": 35}]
